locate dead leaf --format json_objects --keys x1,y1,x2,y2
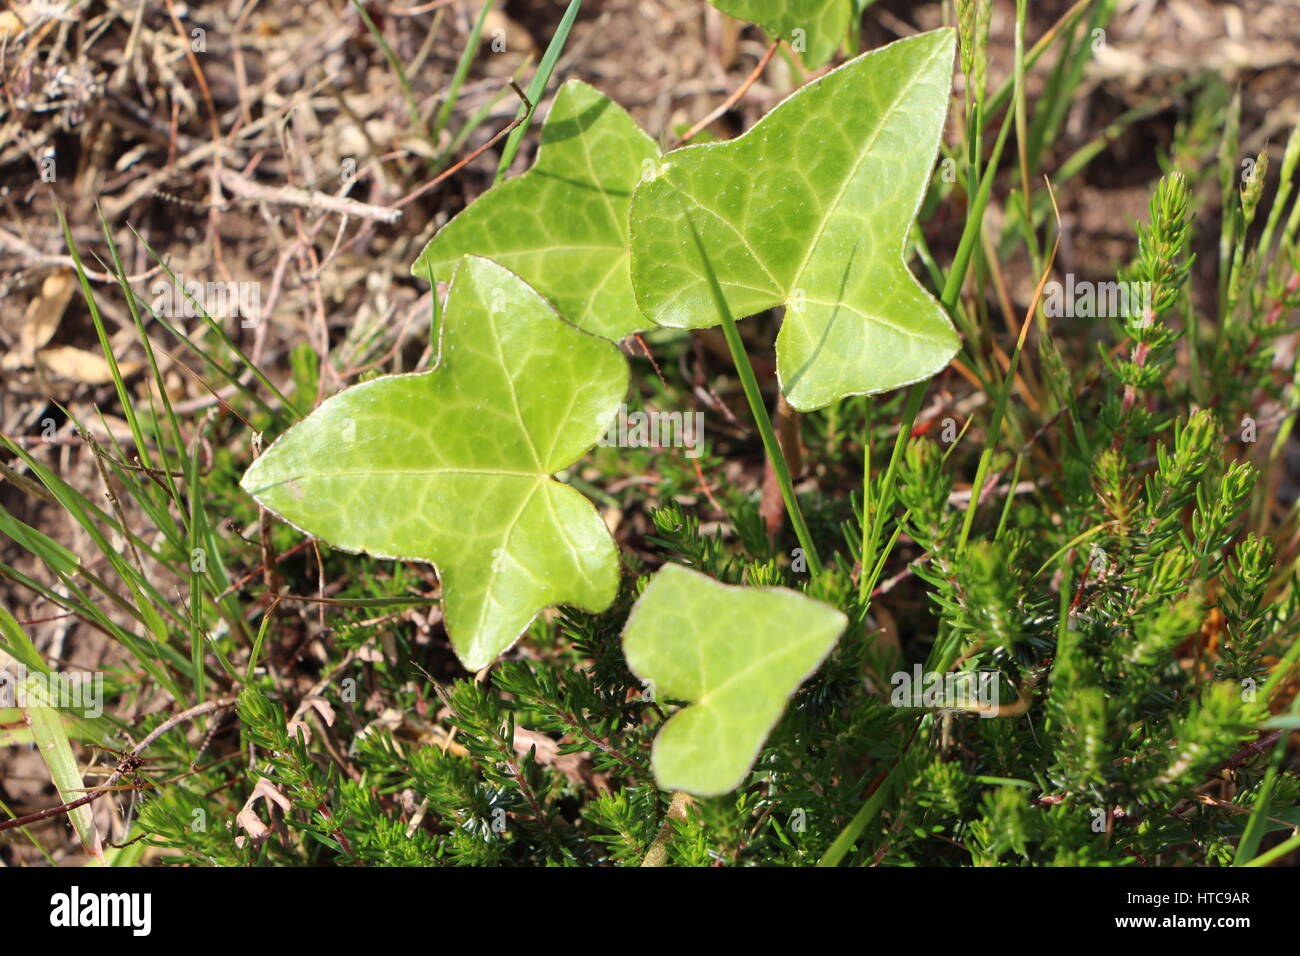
[
  {"x1": 286, "y1": 697, "x2": 336, "y2": 743},
  {"x1": 602, "y1": 505, "x2": 623, "y2": 535},
  {"x1": 356, "y1": 643, "x2": 384, "y2": 664},
  {"x1": 234, "y1": 777, "x2": 291, "y2": 848},
  {"x1": 0, "y1": 11, "x2": 23, "y2": 40},
  {"x1": 513, "y1": 727, "x2": 590, "y2": 787},
  {"x1": 482, "y1": 9, "x2": 536, "y2": 59},
  {"x1": 20, "y1": 269, "x2": 75, "y2": 362},
  {"x1": 36, "y1": 346, "x2": 137, "y2": 384}
]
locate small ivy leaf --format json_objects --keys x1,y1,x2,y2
[
  {"x1": 241, "y1": 256, "x2": 628, "y2": 671},
  {"x1": 412, "y1": 80, "x2": 660, "y2": 341},
  {"x1": 630, "y1": 28, "x2": 959, "y2": 411},
  {"x1": 622, "y1": 564, "x2": 847, "y2": 796},
  {"x1": 708, "y1": 0, "x2": 850, "y2": 69}
]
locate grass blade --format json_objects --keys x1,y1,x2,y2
[
  {"x1": 3, "y1": 606, "x2": 103, "y2": 861},
  {"x1": 494, "y1": 0, "x2": 581, "y2": 181}
]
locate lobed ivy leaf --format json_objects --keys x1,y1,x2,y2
[
  {"x1": 709, "y1": 0, "x2": 850, "y2": 69},
  {"x1": 621, "y1": 564, "x2": 847, "y2": 796},
  {"x1": 412, "y1": 80, "x2": 660, "y2": 341},
  {"x1": 629, "y1": 28, "x2": 959, "y2": 411},
  {"x1": 241, "y1": 256, "x2": 628, "y2": 671}
]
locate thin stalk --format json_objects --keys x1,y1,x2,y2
[
  {"x1": 1240, "y1": 831, "x2": 1300, "y2": 867},
  {"x1": 956, "y1": 193, "x2": 1062, "y2": 555},
  {"x1": 983, "y1": 0, "x2": 1092, "y2": 122},
  {"x1": 859, "y1": 384, "x2": 925, "y2": 602},
  {"x1": 432, "y1": 0, "x2": 493, "y2": 148},
  {"x1": 825, "y1": 60, "x2": 1028, "y2": 865},
  {"x1": 351, "y1": 0, "x2": 432, "y2": 153},
  {"x1": 494, "y1": 0, "x2": 581, "y2": 181},
  {"x1": 852, "y1": 108, "x2": 1014, "y2": 597},
  {"x1": 945, "y1": 104, "x2": 1015, "y2": 310},
  {"x1": 683, "y1": 213, "x2": 822, "y2": 574},
  {"x1": 817, "y1": 726, "x2": 919, "y2": 867},
  {"x1": 1010, "y1": 1, "x2": 1041, "y2": 272}
]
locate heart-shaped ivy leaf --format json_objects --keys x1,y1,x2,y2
[
  {"x1": 709, "y1": 0, "x2": 850, "y2": 69},
  {"x1": 630, "y1": 28, "x2": 959, "y2": 411},
  {"x1": 412, "y1": 80, "x2": 660, "y2": 341},
  {"x1": 241, "y1": 256, "x2": 628, "y2": 671},
  {"x1": 622, "y1": 564, "x2": 847, "y2": 795}
]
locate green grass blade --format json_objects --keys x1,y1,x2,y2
[
  {"x1": 126, "y1": 224, "x2": 302, "y2": 421},
  {"x1": 494, "y1": 0, "x2": 581, "y2": 181},
  {"x1": 4, "y1": 604, "x2": 104, "y2": 861},
  {"x1": 351, "y1": 0, "x2": 431, "y2": 150},
  {"x1": 433, "y1": 0, "x2": 494, "y2": 147}
]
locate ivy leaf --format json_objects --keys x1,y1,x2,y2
[
  {"x1": 629, "y1": 28, "x2": 959, "y2": 411},
  {"x1": 241, "y1": 256, "x2": 628, "y2": 670},
  {"x1": 622, "y1": 564, "x2": 847, "y2": 795},
  {"x1": 413, "y1": 80, "x2": 660, "y2": 341},
  {"x1": 709, "y1": 0, "x2": 850, "y2": 69}
]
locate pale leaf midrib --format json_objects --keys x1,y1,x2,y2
[{"x1": 249, "y1": 468, "x2": 547, "y2": 492}]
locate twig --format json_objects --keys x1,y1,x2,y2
[
  {"x1": 0, "y1": 226, "x2": 162, "y2": 283},
  {"x1": 641, "y1": 790, "x2": 693, "y2": 866},
  {"x1": 0, "y1": 697, "x2": 238, "y2": 835},
  {"x1": 672, "y1": 39, "x2": 779, "y2": 149},
  {"x1": 218, "y1": 167, "x2": 401, "y2": 223},
  {"x1": 396, "y1": 82, "x2": 532, "y2": 209}
]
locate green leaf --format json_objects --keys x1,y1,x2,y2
[
  {"x1": 629, "y1": 28, "x2": 959, "y2": 410},
  {"x1": 5, "y1": 604, "x2": 105, "y2": 864},
  {"x1": 621, "y1": 564, "x2": 847, "y2": 795},
  {"x1": 0, "y1": 599, "x2": 51, "y2": 674},
  {"x1": 414, "y1": 80, "x2": 660, "y2": 340},
  {"x1": 242, "y1": 256, "x2": 628, "y2": 670},
  {"x1": 23, "y1": 695, "x2": 103, "y2": 861},
  {"x1": 0, "y1": 503, "x2": 81, "y2": 578},
  {"x1": 709, "y1": 0, "x2": 850, "y2": 68},
  {"x1": 1264, "y1": 714, "x2": 1300, "y2": 729}
]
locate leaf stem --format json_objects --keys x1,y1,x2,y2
[
  {"x1": 859, "y1": 383, "x2": 925, "y2": 602},
  {"x1": 675, "y1": 205, "x2": 822, "y2": 573},
  {"x1": 641, "y1": 790, "x2": 693, "y2": 867},
  {"x1": 817, "y1": 736, "x2": 913, "y2": 867},
  {"x1": 715, "y1": 306, "x2": 822, "y2": 575}
]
